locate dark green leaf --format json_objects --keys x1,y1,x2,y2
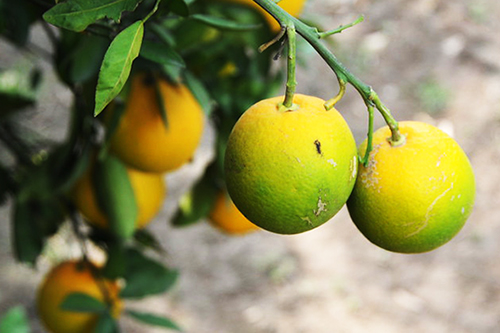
[
  {"x1": 120, "y1": 248, "x2": 178, "y2": 298},
  {"x1": 0, "y1": 306, "x2": 31, "y2": 333},
  {"x1": 133, "y1": 229, "x2": 165, "y2": 254},
  {"x1": 153, "y1": 76, "x2": 168, "y2": 129},
  {"x1": 13, "y1": 199, "x2": 43, "y2": 265},
  {"x1": 190, "y1": 14, "x2": 262, "y2": 31},
  {"x1": 102, "y1": 241, "x2": 127, "y2": 279},
  {"x1": 0, "y1": 0, "x2": 41, "y2": 47},
  {"x1": 93, "y1": 154, "x2": 138, "y2": 240},
  {"x1": 43, "y1": 0, "x2": 143, "y2": 32},
  {"x1": 140, "y1": 40, "x2": 185, "y2": 68},
  {"x1": 126, "y1": 310, "x2": 182, "y2": 331},
  {"x1": 95, "y1": 311, "x2": 119, "y2": 333},
  {"x1": 172, "y1": 168, "x2": 218, "y2": 227},
  {"x1": 163, "y1": 0, "x2": 188, "y2": 17},
  {"x1": 94, "y1": 20, "x2": 144, "y2": 116},
  {"x1": 60, "y1": 292, "x2": 107, "y2": 313},
  {"x1": 183, "y1": 71, "x2": 212, "y2": 115}
]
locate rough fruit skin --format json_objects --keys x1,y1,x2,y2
[
  {"x1": 71, "y1": 163, "x2": 166, "y2": 230},
  {"x1": 347, "y1": 121, "x2": 476, "y2": 253},
  {"x1": 37, "y1": 260, "x2": 121, "y2": 333},
  {"x1": 224, "y1": 94, "x2": 358, "y2": 234},
  {"x1": 209, "y1": 191, "x2": 260, "y2": 235},
  {"x1": 107, "y1": 73, "x2": 204, "y2": 173}
]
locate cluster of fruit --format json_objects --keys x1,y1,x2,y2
[{"x1": 225, "y1": 94, "x2": 476, "y2": 254}]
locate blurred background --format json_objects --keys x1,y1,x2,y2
[{"x1": 1, "y1": 0, "x2": 500, "y2": 332}]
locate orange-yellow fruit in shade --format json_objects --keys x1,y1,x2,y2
[
  {"x1": 347, "y1": 121, "x2": 476, "y2": 254},
  {"x1": 71, "y1": 163, "x2": 166, "y2": 230},
  {"x1": 37, "y1": 260, "x2": 121, "y2": 333},
  {"x1": 209, "y1": 191, "x2": 260, "y2": 235},
  {"x1": 223, "y1": 0, "x2": 306, "y2": 31},
  {"x1": 106, "y1": 73, "x2": 204, "y2": 173},
  {"x1": 225, "y1": 94, "x2": 358, "y2": 235}
]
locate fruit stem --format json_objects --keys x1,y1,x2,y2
[
  {"x1": 360, "y1": 103, "x2": 374, "y2": 166},
  {"x1": 282, "y1": 24, "x2": 298, "y2": 110},
  {"x1": 253, "y1": 0, "x2": 404, "y2": 141}
]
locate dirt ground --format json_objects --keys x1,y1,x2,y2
[{"x1": 1, "y1": 0, "x2": 500, "y2": 332}]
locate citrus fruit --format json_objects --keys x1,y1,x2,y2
[
  {"x1": 223, "y1": 0, "x2": 306, "y2": 31},
  {"x1": 71, "y1": 161, "x2": 166, "y2": 230},
  {"x1": 106, "y1": 73, "x2": 204, "y2": 173},
  {"x1": 209, "y1": 190, "x2": 260, "y2": 235},
  {"x1": 224, "y1": 94, "x2": 358, "y2": 234},
  {"x1": 37, "y1": 260, "x2": 121, "y2": 333},
  {"x1": 347, "y1": 121, "x2": 476, "y2": 253}
]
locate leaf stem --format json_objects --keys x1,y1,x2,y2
[
  {"x1": 318, "y1": 15, "x2": 365, "y2": 38},
  {"x1": 143, "y1": 0, "x2": 161, "y2": 23}
]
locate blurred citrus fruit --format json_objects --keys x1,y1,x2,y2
[
  {"x1": 106, "y1": 73, "x2": 204, "y2": 173},
  {"x1": 209, "y1": 190, "x2": 260, "y2": 235},
  {"x1": 223, "y1": 0, "x2": 306, "y2": 31},
  {"x1": 347, "y1": 121, "x2": 476, "y2": 253},
  {"x1": 71, "y1": 161, "x2": 166, "y2": 230},
  {"x1": 37, "y1": 260, "x2": 121, "y2": 333},
  {"x1": 225, "y1": 94, "x2": 358, "y2": 234}
]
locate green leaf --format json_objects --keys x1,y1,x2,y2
[
  {"x1": 153, "y1": 76, "x2": 168, "y2": 129},
  {"x1": 140, "y1": 40, "x2": 185, "y2": 68},
  {"x1": 120, "y1": 248, "x2": 178, "y2": 299},
  {"x1": 162, "y1": 0, "x2": 188, "y2": 17},
  {"x1": 93, "y1": 154, "x2": 138, "y2": 240},
  {"x1": 102, "y1": 241, "x2": 127, "y2": 279},
  {"x1": 172, "y1": 169, "x2": 218, "y2": 227},
  {"x1": 13, "y1": 198, "x2": 43, "y2": 265},
  {"x1": 0, "y1": 68, "x2": 41, "y2": 116},
  {"x1": 95, "y1": 312, "x2": 119, "y2": 333},
  {"x1": 126, "y1": 310, "x2": 182, "y2": 331},
  {"x1": 0, "y1": 306, "x2": 31, "y2": 333},
  {"x1": 133, "y1": 229, "x2": 165, "y2": 254},
  {"x1": 43, "y1": 0, "x2": 143, "y2": 32},
  {"x1": 94, "y1": 20, "x2": 144, "y2": 116},
  {"x1": 60, "y1": 292, "x2": 107, "y2": 313},
  {"x1": 183, "y1": 71, "x2": 212, "y2": 115},
  {"x1": 190, "y1": 14, "x2": 262, "y2": 31}
]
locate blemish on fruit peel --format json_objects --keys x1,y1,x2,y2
[
  {"x1": 461, "y1": 207, "x2": 465, "y2": 214},
  {"x1": 314, "y1": 197, "x2": 327, "y2": 216},
  {"x1": 314, "y1": 140, "x2": 322, "y2": 155},
  {"x1": 301, "y1": 216, "x2": 314, "y2": 227},
  {"x1": 406, "y1": 183, "x2": 454, "y2": 238},
  {"x1": 327, "y1": 159, "x2": 337, "y2": 167},
  {"x1": 350, "y1": 155, "x2": 357, "y2": 180}
]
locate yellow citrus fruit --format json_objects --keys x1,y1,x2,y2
[
  {"x1": 225, "y1": 94, "x2": 358, "y2": 234},
  {"x1": 106, "y1": 73, "x2": 204, "y2": 173},
  {"x1": 209, "y1": 190, "x2": 260, "y2": 235},
  {"x1": 37, "y1": 260, "x2": 121, "y2": 333},
  {"x1": 347, "y1": 121, "x2": 476, "y2": 253},
  {"x1": 223, "y1": 0, "x2": 306, "y2": 31},
  {"x1": 71, "y1": 161, "x2": 166, "y2": 230}
]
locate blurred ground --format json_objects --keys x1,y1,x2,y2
[{"x1": 1, "y1": 0, "x2": 500, "y2": 332}]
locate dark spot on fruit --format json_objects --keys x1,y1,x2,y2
[{"x1": 314, "y1": 140, "x2": 322, "y2": 155}]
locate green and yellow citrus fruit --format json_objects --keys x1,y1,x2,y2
[
  {"x1": 106, "y1": 73, "x2": 204, "y2": 173},
  {"x1": 71, "y1": 161, "x2": 166, "y2": 230},
  {"x1": 347, "y1": 121, "x2": 476, "y2": 253},
  {"x1": 225, "y1": 94, "x2": 358, "y2": 234},
  {"x1": 209, "y1": 190, "x2": 260, "y2": 235},
  {"x1": 37, "y1": 260, "x2": 121, "y2": 333},
  {"x1": 223, "y1": 0, "x2": 306, "y2": 31}
]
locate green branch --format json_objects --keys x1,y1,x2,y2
[{"x1": 253, "y1": 0, "x2": 404, "y2": 148}]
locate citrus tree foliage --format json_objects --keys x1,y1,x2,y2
[{"x1": 0, "y1": 0, "x2": 284, "y2": 330}]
